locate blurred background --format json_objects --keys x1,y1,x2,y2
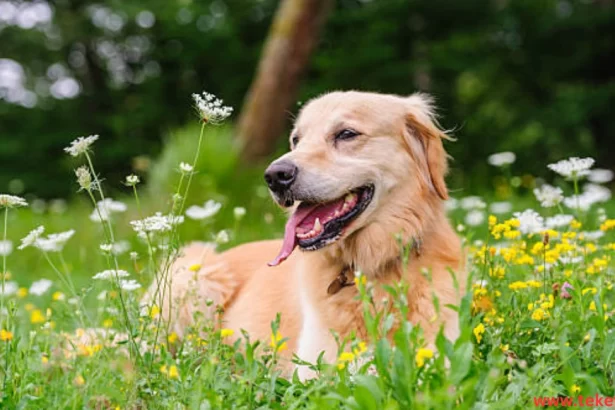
[
  {"x1": 1, "y1": 0, "x2": 614, "y2": 198},
  {"x1": 0, "y1": 0, "x2": 614, "y2": 284}
]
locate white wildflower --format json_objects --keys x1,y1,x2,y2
[
  {"x1": 68, "y1": 297, "x2": 79, "y2": 305},
  {"x1": 487, "y1": 152, "x2": 516, "y2": 167},
  {"x1": 533, "y1": 184, "x2": 563, "y2": 208},
  {"x1": 559, "y1": 256, "x2": 583, "y2": 264},
  {"x1": 444, "y1": 198, "x2": 458, "y2": 211},
  {"x1": 0, "y1": 281, "x2": 18, "y2": 296},
  {"x1": 89, "y1": 198, "x2": 127, "y2": 222},
  {"x1": 464, "y1": 210, "x2": 485, "y2": 227},
  {"x1": 460, "y1": 196, "x2": 486, "y2": 210},
  {"x1": 215, "y1": 230, "x2": 230, "y2": 244},
  {"x1": 0, "y1": 240, "x2": 13, "y2": 257},
  {"x1": 179, "y1": 162, "x2": 194, "y2": 173},
  {"x1": 582, "y1": 230, "x2": 605, "y2": 241},
  {"x1": 192, "y1": 91, "x2": 233, "y2": 124},
  {"x1": 35, "y1": 230, "x2": 75, "y2": 252},
  {"x1": 75, "y1": 166, "x2": 94, "y2": 191},
  {"x1": 0, "y1": 194, "x2": 27, "y2": 208},
  {"x1": 93, "y1": 269, "x2": 130, "y2": 280},
  {"x1": 513, "y1": 209, "x2": 545, "y2": 234},
  {"x1": 547, "y1": 157, "x2": 594, "y2": 179},
  {"x1": 130, "y1": 212, "x2": 184, "y2": 238},
  {"x1": 456, "y1": 224, "x2": 465, "y2": 232},
  {"x1": 100, "y1": 243, "x2": 113, "y2": 253},
  {"x1": 489, "y1": 201, "x2": 513, "y2": 214},
  {"x1": 233, "y1": 207, "x2": 246, "y2": 220},
  {"x1": 563, "y1": 184, "x2": 611, "y2": 211},
  {"x1": 545, "y1": 214, "x2": 574, "y2": 228},
  {"x1": 125, "y1": 174, "x2": 140, "y2": 186},
  {"x1": 129, "y1": 251, "x2": 139, "y2": 260},
  {"x1": 588, "y1": 168, "x2": 614, "y2": 184},
  {"x1": 112, "y1": 240, "x2": 131, "y2": 255},
  {"x1": 119, "y1": 279, "x2": 141, "y2": 291},
  {"x1": 97, "y1": 291, "x2": 107, "y2": 300},
  {"x1": 29, "y1": 279, "x2": 52, "y2": 296},
  {"x1": 18, "y1": 226, "x2": 45, "y2": 250},
  {"x1": 185, "y1": 200, "x2": 222, "y2": 220},
  {"x1": 64, "y1": 134, "x2": 99, "y2": 157}
]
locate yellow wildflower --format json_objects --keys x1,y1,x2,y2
[
  {"x1": 488, "y1": 215, "x2": 497, "y2": 228},
  {"x1": 570, "y1": 219, "x2": 582, "y2": 230},
  {"x1": 103, "y1": 319, "x2": 113, "y2": 328},
  {"x1": 0, "y1": 329, "x2": 13, "y2": 341},
  {"x1": 415, "y1": 348, "x2": 434, "y2": 368},
  {"x1": 489, "y1": 266, "x2": 505, "y2": 279},
  {"x1": 17, "y1": 287, "x2": 28, "y2": 298},
  {"x1": 41, "y1": 355, "x2": 49, "y2": 364},
  {"x1": 337, "y1": 351, "x2": 356, "y2": 369},
  {"x1": 509, "y1": 281, "x2": 528, "y2": 291},
  {"x1": 168, "y1": 332, "x2": 178, "y2": 344},
  {"x1": 531, "y1": 308, "x2": 549, "y2": 321},
  {"x1": 270, "y1": 331, "x2": 288, "y2": 352},
  {"x1": 52, "y1": 291, "x2": 65, "y2": 301},
  {"x1": 600, "y1": 219, "x2": 615, "y2": 231},
  {"x1": 571, "y1": 384, "x2": 581, "y2": 394},
  {"x1": 353, "y1": 341, "x2": 367, "y2": 356},
  {"x1": 473, "y1": 323, "x2": 485, "y2": 343},
  {"x1": 589, "y1": 301, "x2": 596, "y2": 311},
  {"x1": 526, "y1": 280, "x2": 542, "y2": 288},
  {"x1": 149, "y1": 305, "x2": 160, "y2": 319},
  {"x1": 167, "y1": 365, "x2": 179, "y2": 379},
  {"x1": 73, "y1": 375, "x2": 85, "y2": 386},
  {"x1": 354, "y1": 275, "x2": 367, "y2": 286},
  {"x1": 220, "y1": 328, "x2": 234, "y2": 338},
  {"x1": 582, "y1": 287, "x2": 597, "y2": 295},
  {"x1": 30, "y1": 309, "x2": 45, "y2": 324},
  {"x1": 500, "y1": 344, "x2": 509, "y2": 353},
  {"x1": 188, "y1": 264, "x2": 201, "y2": 272}
]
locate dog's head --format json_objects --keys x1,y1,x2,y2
[{"x1": 265, "y1": 91, "x2": 450, "y2": 267}]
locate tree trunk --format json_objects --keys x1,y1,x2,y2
[{"x1": 236, "y1": 0, "x2": 332, "y2": 162}]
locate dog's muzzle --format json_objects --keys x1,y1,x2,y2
[{"x1": 264, "y1": 160, "x2": 297, "y2": 207}]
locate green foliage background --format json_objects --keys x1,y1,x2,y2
[{"x1": 1, "y1": 0, "x2": 614, "y2": 197}]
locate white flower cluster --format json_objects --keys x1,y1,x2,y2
[
  {"x1": 89, "y1": 198, "x2": 127, "y2": 223},
  {"x1": 588, "y1": 168, "x2": 614, "y2": 184},
  {"x1": 547, "y1": 157, "x2": 594, "y2": 179},
  {"x1": 64, "y1": 135, "x2": 99, "y2": 157},
  {"x1": 563, "y1": 183, "x2": 611, "y2": 211},
  {"x1": 489, "y1": 201, "x2": 513, "y2": 214},
  {"x1": 186, "y1": 199, "x2": 222, "y2": 220},
  {"x1": 513, "y1": 209, "x2": 545, "y2": 234},
  {"x1": 0, "y1": 281, "x2": 18, "y2": 296},
  {"x1": 130, "y1": 212, "x2": 184, "y2": 238},
  {"x1": 0, "y1": 194, "x2": 27, "y2": 208},
  {"x1": 30, "y1": 279, "x2": 52, "y2": 296},
  {"x1": 487, "y1": 151, "x2": 516, "y2": 167},
  {"x1": 179, "y1": 162, "x2": 194, "y2": 174},
  {"x1": 34, "y1": 230, "x2": 75, "y2": 252},
  {"x1": 18, "y1": 226, "x2": 75, "y2": 252},
  {"x1": 92, "y1": 270, "x2": 141, "y2": 291},
  {"x1": 533, "y1": 184, "x2": 563, "y2": 208},
  {"x1": 192, "y1": 91, "x2": 233, "y2": 124},
  {"x1": 545, "y1": 214, "x2": 574, "y2": 229},
  {"x1": 0, "y1": 240, "x2": 13, "y2": 257},
  {"x1": 93, "y1": 269, "x2": 130, "y2": 280},
  {"x1": 99, "y1": 240, "x2": 131, "y2": 255}
]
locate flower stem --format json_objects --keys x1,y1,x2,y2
[{"x1": 1, "y1": 207, "x2": 8, "y2": 328}]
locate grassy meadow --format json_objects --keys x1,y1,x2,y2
[{"x1": 1, "y1": 112, "x2": 615, "y2": 408}]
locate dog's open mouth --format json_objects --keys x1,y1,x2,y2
[{"x1": 268, "y1": 184, "x2": 374, "y2": 266}]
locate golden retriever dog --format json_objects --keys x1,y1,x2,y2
[{"x1": 144, "y1": 90, "x2": 465, "y2": 378}]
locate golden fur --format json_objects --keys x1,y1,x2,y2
[{"x1": 143, "y1": 91, "x2": 465, "y2": 377}]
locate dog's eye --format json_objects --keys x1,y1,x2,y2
[
  {"x1": 335, "y1": 129, "x2": 359, "y2": 141},
  {"x1": 291, "y1": 135, "x2": 299, "y2": 148}
]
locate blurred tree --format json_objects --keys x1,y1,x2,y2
[{"x1": 236, "y1": 0, "x2": 332, "y2": 161}]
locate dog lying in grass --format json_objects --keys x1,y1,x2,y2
[{"x1": 144, "y1": 91, "x2": 465, "y2": 378}]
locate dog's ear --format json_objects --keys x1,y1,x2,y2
[{"x1": 403, "y1": 93, "x2": 450, "y2": 200}]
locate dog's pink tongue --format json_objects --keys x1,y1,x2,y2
[{"x1": 268, "y1": 204, "x2": 318, "y2": 266}]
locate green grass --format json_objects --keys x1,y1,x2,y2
[{"x1": 1, "y1": 124, "x2": 615, "y2": 408}]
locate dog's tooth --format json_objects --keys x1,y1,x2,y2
[
  {"x1": 345, "y1": 193, "x2": 354, "y2": 203},
  {"x1": 334, "y1": 210, "x2": 340, "y2": 217},
  {"x1": 314, "y1": 217, "x2": 322, "y2": 232}
]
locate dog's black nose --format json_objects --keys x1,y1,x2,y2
[{"x1": 264, "y1": 160, "x2": 298, "y2": 193}]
